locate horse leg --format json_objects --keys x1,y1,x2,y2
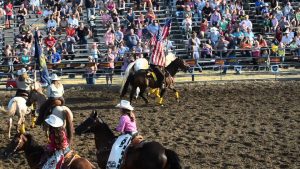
[
  {"x1": 129, "y1": 86, "x2": 137, "y2": 104},
  {"x1": 18, "y1": 113, "x2": 26, "y2": 134},
  {"x1": 158, "y1": 88, "x2": 167, "y2": 106},
  {"x1": 138, "y1": 87, "x2": 149, "y2": 104},
  {"x1": 7, "y1": 118, "x2": 12, "y2": 138},
  {"x1": 170, "y1": 86, "x2": 180, "y2": 102}
]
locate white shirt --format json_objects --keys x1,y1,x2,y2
[
  {"x1": 68, "y1": 18, "x2": 79, "y2": 27},
  {"x1": 43, "y1": 10, "x2": 53, "y2": 17},
  {"x1": 240, "y1": 19, "x2": 252, "y2": 30},
  {"x1": 47, "y1": 83, "x2": 64, "y2": 98},
  {"x1": 281, "y1": 35, "x2": 292, "y2": 45}
]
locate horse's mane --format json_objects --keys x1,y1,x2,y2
[
  {"x1": 23, "y1": 134, "x2": 43, "y2": 152},
  {"x1": 97, "y1": 118, "x2": 115, "y2": 139}
]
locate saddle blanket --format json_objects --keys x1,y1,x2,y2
[{"x1": 107, "y1": 134, "x2": 132, "y2": 169}]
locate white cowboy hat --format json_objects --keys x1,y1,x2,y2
[
  {"x1": 45, "y1": 114, "x2": 64, "y2": 128},
  {"x1": 116, "y1": 100, "x2": 134, "y2": 111},
  {"x1": 210, "y1": 27, "x2": 218, "y2": 32},
  {"x1": 17, "y1": 68, "x2": 27, "y2": 75},
  {"x1": 51, "y1": 74, "x2": 60, "y2": 81}
]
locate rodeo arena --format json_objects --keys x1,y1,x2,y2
[{"x1": 0, "y1": 0, "x2": 299, "y2": 168}]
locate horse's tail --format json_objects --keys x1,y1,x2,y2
[
  {"x1": 165, "y1": 149, "x2": 182, "y2": 169},
  {"x1": 120, "y1": 62, "x2": 136, "y2": 97},
  {"x1": 120, "y1": 73, "x2": 133, "y2": 98}
]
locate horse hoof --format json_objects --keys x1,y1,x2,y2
[{"x1": 176, "y1": 99, "x2": 180, "y2": 103}]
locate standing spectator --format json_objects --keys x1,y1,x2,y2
[
  {"x1": 4, "y1": 0, "x2": 13, "y2": 29},
  {"x1": 86, "y1": 56, "x2": 97, "y2": 84},
  {"x1": 76, "y1": 23, "x2": 91, "y2": 46},
  {"x1": 104, "y1": 27, "x2": 115, "y2": 46},
  {"x1": 118, "y1": 42, "x2": 129, "y2": 60},
  {"x1": 182, "y1": 15, "x2": 192, "y2": 39},
  {"x1": 125, "y1": 29, "x2": 140, "y2": 49},
  {"x1": 146, "y1": 8, "x2": 156, "y2": 24},
  {"x1": 90, "y1": 42, "x2": 100, "y2": 63},
  {"x1": 44, "y1": 33, "x2": 57, "y2": 51},
  {"x1": 126, "y1": 8, "x2": 135, "y2": 28},
  {"x1": 215, "y1": 36, "x2": 229, "y2": 57},
  {"x1": 252, "y1": 40, "x2": 261, "y2": 58},
  {"x1": 240, "y1": 15, "x2": 252, "y2": 31},
  {"x1": 106, "y1": 0, "x2": 116, "y2": 12},
  {"x1": 20, "y1": 49, "x2": 31, "y2": 65},
  {"x1": 147, "y1": 20, "x2": 159, "y2": 35},
  {"x1": 105, "y1": 47, "x2": 115, "y2": 86},
  {"x1": 189, "y1": 32, "x2": 202, "y2": 71},
  {"x1": 100, "y1": 10, "x2": 112, "y2": 27}
]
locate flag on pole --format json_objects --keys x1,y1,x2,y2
[
  {"x1": 150, "y1": 19, "x2": 172, "y2": 67},
  {"x1": 34, "y1": 30, "x2": 51, "y2": 86}
]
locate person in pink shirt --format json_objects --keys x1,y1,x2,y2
[
  {"x1": 104, "y1": 27, "x2": 115, "y2": 46},
  {"x1": 107, "y1": 100, "x2": 137, "y2": 168},
  {"x1": 105, "y1": 47, "x2": 115, "y2": 86}
]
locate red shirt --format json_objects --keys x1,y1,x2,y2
[
  {"x1": 5, "y1": 3, "x2": 13, "y2": 16},
  {"x1": 44, "y1": 37, "x2": 57, "y2": 48},
  {"x1": 66, "y1": 27, "x2": 76, "y2": 37},
  {"x1": 47, "y1": 128, "x2": 69, "y2": 152}
]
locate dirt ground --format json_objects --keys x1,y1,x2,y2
[{"x1": 0, "y1": 80, "x2": 299, "y2": 169}]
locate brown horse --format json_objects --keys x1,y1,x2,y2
[
  {"x1": 120, "y1": 58, "x2": 190, "y2": 105},
  {"x1": 3, "y1": 133, "x2": 95, "y2": 169},
  {"x1": 75, "y1": 110, "x2": 182, "y2": 169}
]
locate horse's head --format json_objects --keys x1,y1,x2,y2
[
  {"x1": 175, "y1": 58, "x2": 191, "y2": 72},
  {"x1": 75, "y1": 110, "x2": 106, "y2": 135},
  {"x1": 3, "y1": 133, "x2": 29, "y2": 158}
]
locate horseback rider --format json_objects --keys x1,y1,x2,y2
[
  {"x1": 107, "y1": 100, "x2": 138, "y2": 169},
  {"x1": 15, "y1": 68, "x2": 34, "y2": 98},
  {"x1": 42, "y1": 114, "x2": 71, "y2": 169},
  {"x1": 149, "y1": 38, "x2": 166, "y2": 89},
  {"x1": 37, "y1": 73, "x2": 64, "y2": 125}
]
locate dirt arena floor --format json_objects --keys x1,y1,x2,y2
[{"x1": 0, "y1": 80, "x2": 299, "y2": 169}]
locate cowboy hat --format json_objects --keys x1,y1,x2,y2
[
  {"x1": 116, "y1": 100, "x2": 134, "y2": 111},
  {"x1": 17, "y1": 68, "x2": 27, "y2": 76},
  {"x1": 51, "y1": 74, "x2": 60, "y2": 81},
  {"x1": 45, "y1": 114, "x2": 64, "y2": 128}
]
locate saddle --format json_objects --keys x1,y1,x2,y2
[
  {"x1": 130, "y1": 135, "x2": 144, "y2": 147},
  {"x1": 61, "y1": 151, "x2": 80, "y2": 169}
]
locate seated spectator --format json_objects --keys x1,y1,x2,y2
[
  {"x1": 147, "y1": 20, "x2": 159, "y2": 35},
  {"x1": 23, "y1": 31, "x2": 34, "y2": 49},
  {"x1": 289, "y1": 37, "x2": 300, "y2": 57},
  {"x1": 210, "y1": 10, "x2": 221, "y2": 26},
  {"x1": 137, "y1": 12, "x2": 146, "y2": 25},
  {"x1": 199, "y1": 18, "x2": 208, "y2": 38},
  {"x1": 208, "y1": 27, "x2": 220, "y2": 46},
  {"x1": 261, "y1": 3, "x2": 270, "y2": 17},
  {"x1": 257, "y1": 34, "x2": 268, "y2": 48},
  {"x1": 243, "y1": 27, "x2": 254, "y2": 43},
  {"x1": 278, "y1": 16, "x2": 290, "y2": 31},
  {"x1": 68, "y1": 14, "x2": 79, "y2": 28},
  {"x1": 106, "y1": 0, "x2": 116, "y2": 12},
  {"x1": 30, "y1": 0, "x2": 41, "y2": 14},
  {"x1": 132, "y1": 42, "x2": 143, "y2": 59},
  {"x1": 182, "y1": 15, "x2": 192, "y2": 38},
  {"x1": 283, "y1": 2, "x2": 293, "y2": 21},
  {"x1": 240, "y1": 37, "x2": 252, "y2": 57},
  {"x1": 219, "y1": 17, "x2": 229, "y2": 33},
  {"x1": 271, "y1": 14, "x2": 279, "y2": 32},
  {"x1": 125, "y1": 29, "x2": 140, "y2": 49},
  {"x1": 277, "y1": 42, "x2": 285, "y2": 61},
  {"x1": 270, "y1": 0, "x2": 279, "y2": 10},
  {"x1": 281, "y1": 30, "x2": 293, "y2": 45},
  {"x1": 255, "y1": 0, "x2": 264, "y2": 15},
  {"x1": 151, "y1": 0, "x2": 160, "y2": 11},
  {"x1": 142, "y1": 42, "x2": 150, "y2": 59},
  {"x1": 66, "y1": 24, "x2": 76, "y2": 38},
  {"x1": 85, "y1": 0, "x2": 96, "y2": 19},
  {"x1": 47, "y1": 15, "x2": 58, "y2": 33},
  {"x1": 295, "y1": 9, "x2": 300, "y2": 27},
  {"x1": 231, "y1": 27, "x2": 244, "y2": 44},
  {"x1": 215, "y1": 36, "x2": 229, "y2": 57},
  {"x1": 202, "y1": 42, "x2": 213, "y2": 58},
  {"x1": 104, "y1": 27, "x2": 115, "y2": 46},
  {"x1": 261, "y1": 14, "x2": 272, "y2": 34},
  {"x1": 59, "y1": 16, "x2": 68, "y2": 32},
  {"x1": 115, "y1": 26, "x2": 124, "y2": 46},
  {"x1": 252, "y1": 40, "x2": 261, "y2": 58},
  {"x1": 111, "y1": 9, "x2": 120, "y2": 27},
  {"x1": 118, "y1": 42, "x2": 130, "y2": 59},
  {"x1": 16, "y1": 4, "x2": 27, "y2": 23},
  {"x1": 20, "y1": 49, "x2": 31, "y2": 65},
  {"x1": 176, "y1": 0, "x2": 185, "y2": 17},
  {"x1": 100, "y1": 10, "x2": 112, "y2": 27},
  {"x1": 202, "y1": 2, "x2": 212, "y2": 20},
  {"x1": 240, "y1": 15, "x2": 252, "y2": 31},
  {"x1": 48, "y1": 47, "x2": 62, "y2": 64},
  {"x1": 126, "y1": 8, "x2": 135, "y2": 28},
  {"x1": 43, "y1": 5, "x2": 53, "y2": 23},
  {"x1": 44, "y1": 33, "x2": 57, "y2": 51}
]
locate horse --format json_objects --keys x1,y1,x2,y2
[
  {"x1": 3, "y1": 133, "x2": 95, "y2": 169},
  {"x1": 0, "y1": 82, "x2": 43, "y2": 138},
  {"x1": 120, "y1": 57, "x2": 190, "y2": 105},
  {"x1": 26, "y1": 85, "x2": 47, "y2": 128},
  {"x1": 75, "y1": 110, "x2": 182, "y2": 169}
]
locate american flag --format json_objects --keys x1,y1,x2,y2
[{"x1": 150, "y1": 19, "x2": 172, "y2": 67}]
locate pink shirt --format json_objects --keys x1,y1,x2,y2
[
  {"x1": 116, "y1": 115, "x2": 137, "y2": 133},
  {"x1": 47, "y1": 128, "x2": 69, "y2": 152}
]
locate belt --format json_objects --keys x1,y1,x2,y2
[{"x1": 124, "y1": 131, "x2": 138, "y2": 137}]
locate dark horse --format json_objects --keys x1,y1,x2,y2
[
  {"x1": 120, "y1": 58, "x2": 190, "y2": 105},
  {"x1": 75, "y1": 110, "x2": 182, "y2": 169},
  {"x1": 4, "y1": 133, "x2": 95, "y2": 169}
]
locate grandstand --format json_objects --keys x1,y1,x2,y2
[{"x1": 0, "y1": 0, "x2": 300, "y2": 87}]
